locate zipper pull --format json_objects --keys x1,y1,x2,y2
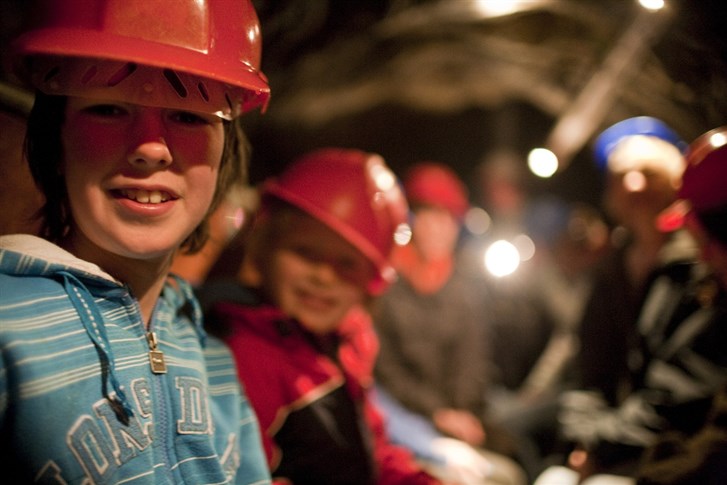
[{"x1": 147, "y1": 331, "x2": 167, "y2": 374}]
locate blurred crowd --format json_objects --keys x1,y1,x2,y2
[{"x1": 151, "y1": 117, "x2": 727, "y2": 484}]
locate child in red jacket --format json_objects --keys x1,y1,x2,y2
[{"x1": 203, "y1": 148, "x2": 443, "y2": 484}]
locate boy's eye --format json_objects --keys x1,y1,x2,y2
[
  {"x1": 170, "y1": 110, "x2": 215, "y2": 125},
  {"x1": 292, "y1": 245, "x2": 319, "y2": 262},
  {"x1": 336, "y1": 259, "x2": 371, "y2": 281},
  {"x1": 335, "y1": 258, "x2": 359, "y2": 273},
  {"x1": 82, "y1": 104, "x2": 127, "y2": 117}
]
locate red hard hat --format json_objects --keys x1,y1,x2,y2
[
  {"x1": 404, "y1": 162, "x2": 469, "y2": 220},
  {"x1": 657, "y1": 126, "x2": 727, "y2": 232},
  {"x1": 11, "y1": 0, "x2": 269, "y2": 117},
  {"x1": 679, "y1": 126, "x2": 727, "y2": 212},
  {"x1": 262, "y1": 148, "x2": 411, "y2": 295}
]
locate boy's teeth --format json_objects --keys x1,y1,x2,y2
[{"x1": 123, "y1": 189, "x2": 169, "y2": 203}]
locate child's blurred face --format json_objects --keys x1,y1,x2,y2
[
  {"x1": 266, "y1": 214, "x2": 373, "y2": 335},
  {"x1": 603, "y1": 162, "x2": 678, "y2": 228},
  {"x1": 61, "y1": 96, "x2": 225, "y2": 262},
  {"x1": 412, "y1": 206, "x2": 460, "y2": 261}
]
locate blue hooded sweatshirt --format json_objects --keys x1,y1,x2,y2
[{"x1": 0, "y1": 234, "x2": 271, "y2": 484}]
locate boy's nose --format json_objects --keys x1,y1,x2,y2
[
  {"x1": 311, "y1": 260, "x2": 339, "y2": 284},
  {"x1": 128, "y1": 110, "x2": 173, "y2": 167},
  {"x1": 128, "y1": 139, "x2": 173, "y2": 168}
]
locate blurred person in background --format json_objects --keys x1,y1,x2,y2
[
  {"x1": 575, "y1": 117, "x2": 690, "y2": 406},
  {"x1": 459, "y1": 149, "x2": 611, "y2": 479},
  {"x1": 486, "y1": 199, "x2": 610, "y2": 478},
  {"x1": 535, "y1": 122, "x2": 727, "y2": 484},
  {"x1": 373, "y1": 161, "x2": 527, "y2": 485},
  {"x1": 463, "y1": 150, "x2": 556, "y2": 402},
  {"x1": 635, "y1": 125, "x2": 727, "y2": 485}
]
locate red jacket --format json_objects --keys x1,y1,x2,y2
[{"x1": 209, "y1": 291, "x2": 440, "y2": 485}]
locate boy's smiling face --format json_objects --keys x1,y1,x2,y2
[
  {"x1": 264, "y1": 212, "x2": 373, "y2": 335},
  {"x1": 61, "y1": 96, "x2": 224, "y2": 264}
]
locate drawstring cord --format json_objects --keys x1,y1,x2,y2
[{"x1": 58, "y1": 271, "x2": 134, "y2": 419}]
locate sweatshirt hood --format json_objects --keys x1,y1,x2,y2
[
  {"x1": 1, "y1": 234, "x2": 143, "y2": 419},
  {"x1": 0, "y1": 234, "x2": 120, "y2": 283}
]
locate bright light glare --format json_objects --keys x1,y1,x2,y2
[
  {"x1": 484, "y1": 240, "x2": 520, "y2": 277},
  {"x1": 709, "y1": 132, "x2": 727, "y2": 149},
  {"x1": 638, "y1": 0, "x2": 665, "y2": 11},
  {"x1": 464, "y1": 207, "x2": 491, "y2": 235},
  {"x1": 371, "y1": 164, "x2": 396, "y2": 191},
  {"x1": 473, "y1": 0, "x2": 519, "y2": 16},
  {"x1": 528, "y1": 148, "x2": 559, "y2": 178},
  {"x1": 227, "y1": 208, "x2": 246, "y2": 231},
  {"x1": 394, "y1": 223, "x2": 412, "y2": 246},
  {"x1": 622, "y1": 170, "x2": 647, "y2": 192},
  {"x1": 473, "y1": 0, "x2": 550, "y2": 17}
]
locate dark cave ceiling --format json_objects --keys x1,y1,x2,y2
[{"x1": 240, "y1": 0, "x2": 727, "y2": 204}]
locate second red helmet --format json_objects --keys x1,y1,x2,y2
[{"x1": 262, "y1": 148, "x2": 411, "y2": 295}]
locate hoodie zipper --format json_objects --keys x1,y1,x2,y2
[
  {"x1": 114, "y1": 286, "x2": 174, "y2": 481},
  {"x1": 142, "y1": 300, "x2": 175, "y2": 483},
  {"x1": 147, "y1": 331, "x2": 167, "y2": 374}
]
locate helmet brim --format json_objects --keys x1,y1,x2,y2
[{"x1": 13, "y1": 28, "x2": 270, "y2": 113}]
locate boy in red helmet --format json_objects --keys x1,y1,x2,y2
[
  {"x1": 202, "y1": 148, "x2": 442, "y2": 484},
  {"x1": 0, "y1": 0, "x2": 271, "y2": 483}
]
